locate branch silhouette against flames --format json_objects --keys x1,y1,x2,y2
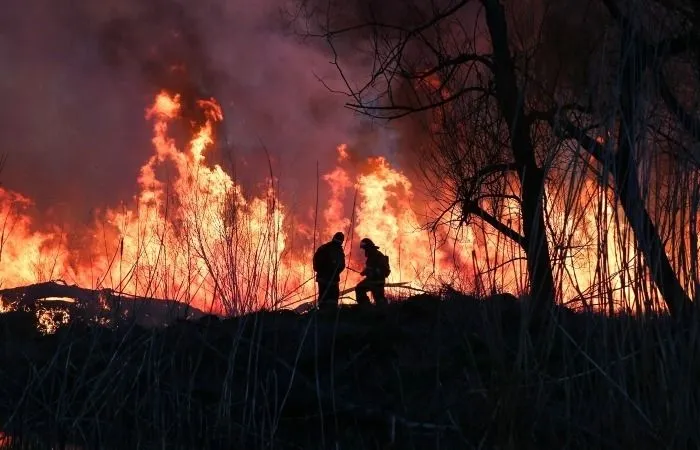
[
  {"x1": 0, "y1": 0, "x2": 481, "y2": 329},
  {"x1": 1, "y1": 0, "x2": 700, "y2": 329},
  {"x1": 296, "y1": 0, "x2": 700, "y2": 318},
  {"x1": 2, "y1": 0, "x2": 700, "y2": 448}
]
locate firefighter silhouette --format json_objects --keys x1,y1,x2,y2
[
  {"x1": 312, "y1": 232, "x2": 346, "y2": 309},
  {"x1": 355, "y1": 238, "x2": 390, "y2": 306}
]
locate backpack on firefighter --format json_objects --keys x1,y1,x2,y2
[
  {"x1": 360, "y1": 238, "x2": 391, "y2": 279},
  {"x1": 379, "y1": 253, "x2": 391, "y2": 278}
]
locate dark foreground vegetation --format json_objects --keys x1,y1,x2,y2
[{"x1": 1, "y1": 291, "x2": 699, "y2": 450}]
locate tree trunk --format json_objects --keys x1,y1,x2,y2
[
  {"x1": 615, "y1": 26, "x2": 693, "y2": 318},
  {"x1": 483, "y1": 0, "x2": 557, "y2": 312}
]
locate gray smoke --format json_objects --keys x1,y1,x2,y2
[{"x1": 0, "y1": 0, "x2": 371, "y2": 224}]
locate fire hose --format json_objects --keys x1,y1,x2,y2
[
  {"x1": 280, "y1": 266, "x2": 420, "y2": 310},
  {"x1": 280, "y1": 267, "x2": 360, "y2": 301}
]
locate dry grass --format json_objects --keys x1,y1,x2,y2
[{"x1": 1, "y1": 290, "x2": 699, "y2": 449}]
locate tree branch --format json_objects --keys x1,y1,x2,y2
[
  {"x1": 462, "y1": 200, "x2": 526, "y2": 248},
  {"x1": 602, "y1": 0, "x2": 696, "y2": 59},
  {"x1": 534, "y1": 106, "x2": 608, "y2": 164},
  {"x1": 553, "y1": 118, "x2": 607, "y2": 164},
  {"x1": 473, "y1": 163, "x2": 518, "y2": 181},
  {"x1": 655, "y1": 70, "x2": 700, "y2": 141},
  {"x1": 345, "y1": 86, "x2": 493, "y2": 119},
  {"x1": 403, "y1": 53, "x2": 494, "y2": 79}
]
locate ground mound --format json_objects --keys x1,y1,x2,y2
[{"x1": 0, "y1": 292, "x2": 698, "y2": 449}]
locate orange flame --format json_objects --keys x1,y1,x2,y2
[
  {"x1": 337, "y1": 143, "x2": 349, "y2": 161},
  {"x1": 0, "y1": 89, "x2": 690, "y2": 326}
]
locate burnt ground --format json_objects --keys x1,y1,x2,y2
[{"x1": 0, "y1": 292, "x2": 699, "y2": 450}]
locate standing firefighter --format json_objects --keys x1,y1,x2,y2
[
  {"x1": 355, "y1": 238, "x2": 390, "y2": 307},
  {"x1": 313, "y1": 232, "x2": 346, "y2": 309}
]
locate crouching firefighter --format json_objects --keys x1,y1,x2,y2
[
  {"x1": 355, "y1": 238, "x2": 390, "y2": 307},
  {"x1": 313, "y1": 232, "x2": 346, "y2": 310}
]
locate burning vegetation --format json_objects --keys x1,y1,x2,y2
[
  {"x1": 0, "y1": 84, "x2": 694, "y2": 327},
  {"x1": 0, "y1": 0, "x2": 695, "y2": 322},
  {"x1": 0, "y1": 89, "x2": 476, "y2": 321},
  {"x1": 3, "y1": 0, "x2": 700, "y2": 448}
]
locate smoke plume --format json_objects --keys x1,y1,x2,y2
[{"x1": 0, "y1": 0, "x2": 375, "y2": 224}]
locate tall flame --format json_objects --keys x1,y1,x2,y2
[{"x1": 0, "y1": 90, "x2": 692, "y2": 323}]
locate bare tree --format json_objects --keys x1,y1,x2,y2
[
  {"x1": 301, "y1": 0, "x2": 700, "y2": 318},
  {"x1": 300, "y1": 0, "x2": 568, "y2": 314},
  {"x1": 541, "y1": 0, "x2": 699, "y2": 317}
]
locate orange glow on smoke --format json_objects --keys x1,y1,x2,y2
[{"x1": 337, "y1": 143, "x2": 349, "y2": 161}]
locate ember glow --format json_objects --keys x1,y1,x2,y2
[
  {"x1": 0, "y1": 90, "x2": 689, "y2": 319},
  {"x1": 0, "y1": 431, "x2": 10, "y2": 448},
  {"x1": 36, "y1": 307, "x2": 71, "y2": 335}
]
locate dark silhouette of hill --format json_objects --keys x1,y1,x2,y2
[{"x1": 0, "y1": 290, "x2": 698, "y2": 449}]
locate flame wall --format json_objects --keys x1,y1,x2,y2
[{"x1": 1, "y1": 0, "x2": 696, "y2": 316}]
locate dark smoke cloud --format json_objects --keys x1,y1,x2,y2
[
  {"x1": 0, "y1": 0, "x2": 372, "y2": 224},
  {"x1": 96, "y1": 0, "x2": 220, "y2": 129}
]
